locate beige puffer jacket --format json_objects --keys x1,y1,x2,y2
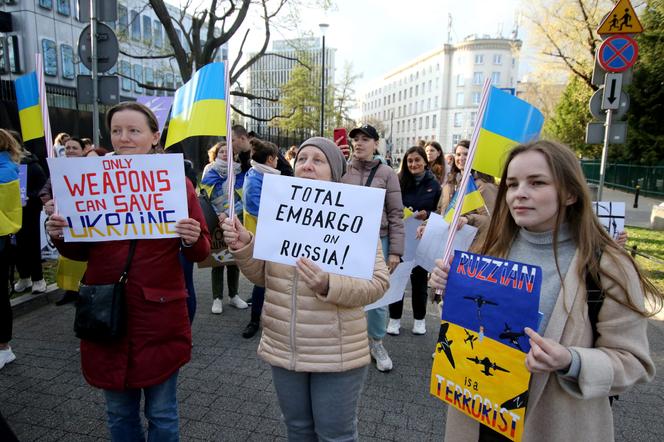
[{"x1": 233, "y1": 238, "x2": 390, "y2": 372}]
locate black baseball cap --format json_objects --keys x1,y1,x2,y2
[{"x1": 349, "y1": 124, "x2": 379, "y2": 140}]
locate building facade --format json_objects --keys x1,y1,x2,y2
[
  {"x1": 246, "y1": 37, "x2": 335, "y2": 134},
  {"x1": 360, "y1": 35, "x2": 521, "y2": 162}
]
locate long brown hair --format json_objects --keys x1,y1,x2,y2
[
  {"x1": 0, "y1": 129, "x2": 22, "y2": 163},
  {"x1": 425, "y1": 140, "x2": 446, "y2": 183},
  {"x1": 398, "y1": 145, "x2": 429, "y2": 192},
  {"x1": 479, "y1": 140, "x2": 662, "y2": 316}
]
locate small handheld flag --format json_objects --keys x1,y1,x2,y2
[
  {"x1": 15, "y1": 72, "x2": 45, "y2": 142},
  {"x1": 443, "y1": 179, "x2": 485, "y2": 223}
]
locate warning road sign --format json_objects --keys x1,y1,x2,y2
[
  {"x1": 597, "y1": 0, "x2": 643, "y2": 35},
  {"x1": 598, "y1": 35, "x2": 639, "y2": 73}
]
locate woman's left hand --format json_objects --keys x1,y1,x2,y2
[
  {"x1": 296, "y1": 257, "x2": 329, "y2": 295},
  {"x1": 175, "y1": 218, "x2": 201, "y2": 246},
  {"x1": 524, "y1": 327, "x2": 572, "y2": 373},
  {"x1": 414, "y1": 210, "x2": 428, "y2": 220}
]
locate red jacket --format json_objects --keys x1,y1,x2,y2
[{"x1": 55, "y1": 179, "x2": 210, "y2": 390}]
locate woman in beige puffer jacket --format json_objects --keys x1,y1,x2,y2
[{"x1": 222, "y1": 136, "x2": 389, "y2": 441}]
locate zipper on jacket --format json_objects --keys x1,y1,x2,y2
[{"x1": 289, "y1": 272, "x2": 298, "y2": 371}]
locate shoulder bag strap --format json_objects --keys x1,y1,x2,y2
[
  {"x1": 118, "y1": 240, "x2": 138, "y2": 283},
  {"x1": 364, "y1": 164, "x2": 381, "y2": 187}
]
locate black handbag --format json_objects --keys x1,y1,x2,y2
[
  {"x1": 198, "y1": 188, "x2": 220, "y2": 237},
  {"x1": 74, "y1": 240, "x2": 137, "y2": 342}
]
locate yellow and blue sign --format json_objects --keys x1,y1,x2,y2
[
  {"x1": 430, "y1": 250, "x2": 542, "y2": 441},
  {"x1": 15, "y1": 71, "x2": 45, "y2": 142},
  {"x1": 473, "y1": 87, "x2": 544, "y2": 178},
  {"x1": 165, "y1": 62, "x2": 228, "y2": 147}
]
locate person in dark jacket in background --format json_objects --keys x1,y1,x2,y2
[
  {"x1": 8, "y1": 131, "x2": 48, "y2": 295},
  {"x1": 387, "y1": 145, "x2": 441, "y2": 336}
]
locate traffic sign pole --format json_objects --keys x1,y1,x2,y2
[
  {"x1": 90, "y1": 0, "x2": 99, "y2": 149},
  {"x1": 598, "y1": 108, "x2": 613, "y2": 201}
]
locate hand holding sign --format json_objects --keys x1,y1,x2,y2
[
  {"x1": 524, "y1": 327, "x2": 572, "y2": 374},
  {"x1": 220, "y1": 215, "x2": 251, "y2": 250},
  {"x1": 296, "y1": 257, "x2": 330, "y2": 295},
  {"x1": 175, "y1": 218, "x2": 201, "y2": 246},
  {"x1": 46, "y1": 214, "x2": 68, "y2": 239},
  {"x1": 429, "y1": 258, "x2": 451, "y2": 296}
]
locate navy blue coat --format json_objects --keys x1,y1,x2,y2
[{"x1": 401, "y1": 170, "x2": 441, "y2": 216}]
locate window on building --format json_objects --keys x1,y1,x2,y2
[
  {"x1": 456, "y1": 74, "x2": 464, "y2": 86},
  {"x1": 407, "y1": 120, "x2": 411, "y2": 131},
  {"x1": 491, "y1": 72, "x2": 500, "y2": 85},
  {"x1": 425, "y1": 116, "x2": 430, "y2": 129},
  {"x1": 153, "y1": 22, "x2": 162, "y2": 48},
  {"x1": 427, "y1": 98, "x2": 431, "y2": 110},
  {"x1": 470, "y1": 112, "x2": 477, "y2": 126},
  {"x1": 432, "y1": 115, "x2": 437, "y2": 129},
  {"x1": 454, "y1": 112, "x2": 463, "y2": 127},
  {"x1": 41, "y1": 39, "x2": 57, "y2": 76},
  {"x1": 120, "y1": 61, "x2": 131, "y2": 91},
  {"x1": 472, "y1": 92, "x2": 481, "y2": 105},
  {"x1": 415, "y1": 85, "x2": 418, "y2": 95},
  {"x1": 474, "y1": 54, "x2": 484, "y2": 64},
  {"x1": 512, "y1": 58, "x2": 516, "y2": 67},
  {"x1": 57, "y1": 0, "x2": 70, "y2": 16},
  {"x1": 456, "y1": 92, "x2": 464, "y2": 106},
  {"x1": 473, "y1": 72, "x2": 483, "y2": 85},
  {"x1": 145, "y1": 67, "x2": 154, "y2": 95},
  {"x1": 133, "y1": 64, "x2": 143, "y2": 93},
  {"x1": 453, "y1": 134, "x2": 461, "y2": 145},
  {"x1": 408, "y1": 103, "x2": 412, "y2": 114},
  {"x1": 60, "y1": 44, "x2": 75, "y2": 80},
  {"x1": 118, "y1": 5, "x2": 128, "y2": 37},
  {"x1": 131, "y1": 10, "x2": 141, "y2": 41},
  {"x1": 143, "y1": 15, "x2": 152, "y2": 45},
  {"x1": 398, "y1": 91, "x2": 401, "y2": 100},
  {"x1": 409, "y1": 87, "x2": 413, "y2": 98},
  {"x1": 428, "y1": 80, "x2": 432, "y2": 92},
  {"x1": 39, "y1": 0, "x2": 52, "y2": 9},
  {"x1": 419, "y1": 117, "x2": 423, "y2": 130},
  {"x1": 493, "y1": 54, "x2": 502, "y2": 64}
]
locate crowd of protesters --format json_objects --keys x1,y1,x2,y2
[{"x1": 1, "y1": 104, "x2": 662, "y2": 441}]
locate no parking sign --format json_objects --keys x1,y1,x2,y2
[{"x1": 597, "y1": 35, "x2": 639, "y2": 73}]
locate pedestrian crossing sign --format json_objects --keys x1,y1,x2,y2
[{"x1": 597, "y1": 0, "x2": 643, "y2": 35}]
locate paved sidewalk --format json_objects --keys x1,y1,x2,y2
[{"x1": 2, "y1": 267, "x2": 664, "y2": 441}]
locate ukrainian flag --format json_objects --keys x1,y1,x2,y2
[
  {"x1": 15, "y1": 72, "x2": 45, "y2": 142},
  {"x1": 473, "y1": 87, "x2": 544, "y2": 177},
  {"x1": 443, "y1": 179, "x2": 485, "y2": 223},
  {"x1": 0, "y1": 152, "x2": 22, "y2": 235},
  {"x1": 165, "y1": 62, "x2": 227, "y2": 147}
]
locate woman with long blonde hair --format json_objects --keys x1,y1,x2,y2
[{"x1": 430, "y1": 140, "x2": 660, "y2": 441}]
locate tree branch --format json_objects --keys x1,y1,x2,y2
[
  {"x1": 231, "y1": 103, "x2": 296, "y2": 122},
  {"x1": 119, "y1": 49, "x2": 175, "y2": 60},
  {"x1": 230, "y1": 90, "x2": 279, "y2": 102}
]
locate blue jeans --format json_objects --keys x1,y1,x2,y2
[
  {"x1": 271, "y1": 365, "x2": 368, "y2": 442},
  {"x1": 366, "y1": 236, "x2": 390, "y2": 340},
  {"x1": 104, "y1": 370, "x2": 180, "y2": 442},
  {"x1": 179, "y1": 253, "x2": 196, "y2": 324}
]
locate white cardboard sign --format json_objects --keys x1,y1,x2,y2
[
  {"x1": 253, "y1": 175, "x2": 385, "y2": 280},
  {"x1": 415, "y1": 212, "x2": 478, "y2": 272},
  {"x1": 593, "y1": 201, "x2": 625, "y2": 239},
  {"x1": 47, "y1": 154, "x2": 188, "y2": 242}
]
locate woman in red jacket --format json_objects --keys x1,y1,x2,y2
[{"x1": 45, "y1": 102, "x2": 210, "y2": 441}]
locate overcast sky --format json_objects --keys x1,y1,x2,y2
[{"x1": 180, "y1": 0, "x2": 532, "y2": 93}]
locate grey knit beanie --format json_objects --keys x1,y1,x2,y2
[{"x1": 296, "y1": 136, "x2": 347, "y2": 182}]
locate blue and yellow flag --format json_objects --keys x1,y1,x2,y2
[
  {"x1": 473, "y1": 87, "x2": 544, "y2": 177},
  {"x1": 0, "y1": 151, "x2": 22, "y2": 235},
  {"x1": 444, "y1": 179, "x2": 485, "y2": 223},
  {"x1": 15, "y1": 71, "x2": 45, "y2": 142},
  {"x1": 165, "y1": 62, "x2": 227, "y2": 147}
]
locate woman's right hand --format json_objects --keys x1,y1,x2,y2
[
  {"x1": 44, "y1": 199, "x2": 55, "y2": 216},
  {"x1": 429, "y1": 258, "x2": 450, "y2": 295},
  {"x1": 416, "y1": 224, "x2": 426, "y2": 239},
  {"x1": 46, "y1": 214, "x2": 68, "y2": 239},
  {"x1": 335, "y1": 136, "x2": 351, "y2": 159},
  {"x1": 220, "y1": 215, "x2": 251, "y2": 250}
]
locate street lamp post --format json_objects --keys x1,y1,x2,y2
[{"x1": 319, "y1": 23, "x2": 329, "y2": 136}]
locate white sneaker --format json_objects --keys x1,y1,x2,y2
[
  {"x1": 14, "y1": 278, "x2": 32, "y2": 292},
  {"x1": 386, "y1": 318, "x2": 401, "y2": 336},
  {"x1": 0, "y1": 347, "x2": 16, "y2": 370},
  {"x1": 412, "y1": 319, "x2": 426, "y2": 335},
  {"x1": 229, "y1": 296, "x2": 248, "y2": 309},
  {"x1": 211, "y1": 298, "x2": 223, "y2": 314},
  {"x1": 32, "y1": 279, "x2": 47, "y2": 294},
  {"x1": 369, "y1": 339, "x2": 393, "y2": 372}
]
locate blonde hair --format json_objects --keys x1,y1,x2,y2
[
  {"x1": 0, "y1": 129, "x2": 22, "y2": 163},
  {"x1": 479, "y1": 140, "x2": 662, "y2": 316},
  {"x1": 208, "y1": 142, "x2": 226, "y2": 163}
]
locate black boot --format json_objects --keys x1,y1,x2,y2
[
  {"x1": 242, "y1": 321, "x2": 260, "y2": 339},
  {"x1": 55, "y1": 291, "x2": 77, "y2": 306}
]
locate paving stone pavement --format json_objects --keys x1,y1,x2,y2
[{"x1": 2, "y1": 267, "x2": 664, "y2": 441}]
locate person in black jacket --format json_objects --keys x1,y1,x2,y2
[
  {"x1": 387, "y1": 146, "x2": 441, "y2": 336},
  {"x1": 8, "y1": 131, "x2": 48, "y2": 295}
]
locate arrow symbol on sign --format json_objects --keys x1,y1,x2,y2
[{"x1": 608, "y1": 79, "x2": 617, "y2": 104}]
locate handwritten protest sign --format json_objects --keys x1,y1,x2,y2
[
  {"x1": 47, "y1": 154, "x2": 188, "y2": 242},
  {"x1": 593, "y1": 201, "x2": 625, "y2": 240},
  {"x1": 19, "y1": 164, "x2": 27, "y2": 206},
  {"x1": 253, "y1": 175, "x2": 385, "y2": 280},
  {"x1": 198, "y1": 226, "x2": 234, "y2": 268},
  {"x1": 431, "y1": 250, "x2": 542, "y2": 441},
  {"x1": 364, "y1": 261, "x2": 415, "y2": 311}
]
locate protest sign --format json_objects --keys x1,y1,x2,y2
[
  {"x1": 253, "y1": 175, "x2": 385, "y2": 280},
  {"x1": 431, "y1": 250, "x2": 542, "y2": 442},
  {"x1": 402, "y1": 215, "x2": 422, "y2": 262},
  {"x1": 415, "y1": 213, "x2": 477, "y2": 272},
  {"x1": 47, "y1": 154, "x2": 188, "y2": 242},
  {"x1": 19, "y1": 164, "x2": 27, "y2": 206},
  {"x1": 593, "y1": 201, "x2": 625, "y2": 240},
  {"x1": 364, "y1": 261, "x2": 416, "y2": 311},
  {"x1": 198, "y1": 225, "x2": 235, "y2": 268}
]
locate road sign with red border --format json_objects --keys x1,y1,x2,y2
[{"x1": 597, "y1": 35, "x2": 639, "y2": 73}]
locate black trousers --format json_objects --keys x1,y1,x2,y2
[
  {"x1": 389, "y1": 265, "x2": 428, "y2": 320},
  {"x1": 15, "y1": 208, "x2": 43, "y2": 281},
  {"x1": 0, "y1": 237, "x2": 12, "y2": 343}
]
